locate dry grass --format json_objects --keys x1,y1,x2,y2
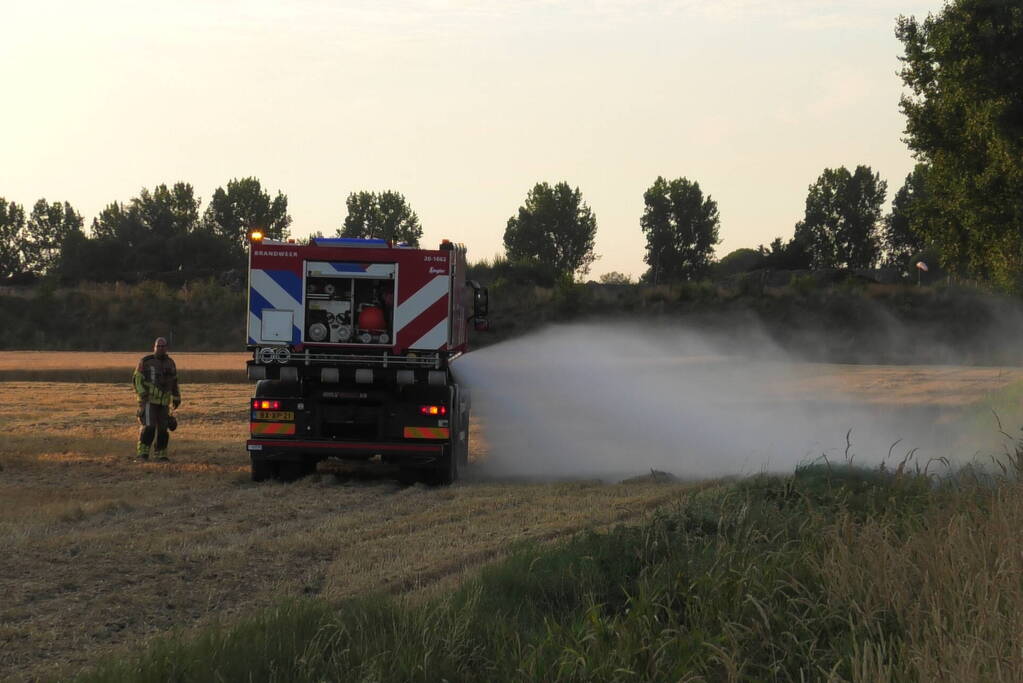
[
  {"x1": 817, "y1": 485, "x2": 1023, "y2": 680},
  {"x1": 7, "y1": 351, "x2": 1022, "y2": 400},
  {"x1": 0, "y1": 381, "x2": 691, "y2": 682},
  {"x1": 4, "y1": 355, "x2": 1023, "y2": 680},
  {"x1": 0, "y1": 352, "x2": 249, "y2": 383},
  {"x1": 781, "y1": 363, "x2": 1023, "y2": 407}
]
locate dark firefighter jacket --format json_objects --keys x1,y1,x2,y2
[{"x1": 133, "y1": 354, "x2": 181, "y2": 406}]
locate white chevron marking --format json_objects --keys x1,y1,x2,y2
[
  {"x1": 250, "y1": 270, "x2": 303, "y2": 340},
  {"x1": 394, "y1": 275, "x2": 449, "y2": 332},
  {"x1": 410, "y1": 318, "x2": 449, "y2": 350},
  {"x1": 248, "y1": 311, "x2": 262, "y2": 343},
  {"x1": 251, "y1": 270, "x2": 301, "y2": 310}
]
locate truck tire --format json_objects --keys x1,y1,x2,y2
[
  {"x1": 428, "y1": 451, "x2": 458, "y2": 486},
  {"x1": 251, "y1": 455, "x2": 275, "y2": 482},
  {"x1": 427, "y1": 383, "x2": 466, "y2": 485},
  {"x1": 276, "y1": 461, "x2": 305, "y2": 482},
  {"x1": 458, "y1": 404, "x2": 470, "y2": 470}
]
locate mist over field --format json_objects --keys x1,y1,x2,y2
[{"x1": 455, "y1": 323, "x2": 978, "y2": 481}]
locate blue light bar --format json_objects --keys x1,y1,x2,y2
[{"x1": 311, "y1": 237, "x2": 389, "y2": 248}]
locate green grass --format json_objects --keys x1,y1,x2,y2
[
  {"x1": 75, "y1": 448, "x2": 1023, "y2": 682},
  {"x1": 930, "y1": 378, "x2": 1023, "y2": 471}
]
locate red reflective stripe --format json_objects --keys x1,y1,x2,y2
[
  {"x1": 247, "y1": 439, "x2": 442, "y2": 453},
  {"x1": 403, "y1": 427, "x2": 449, "y2": 439},
  {"x1": 250, "y1": 422, "x2": 296, "y2": 435}
]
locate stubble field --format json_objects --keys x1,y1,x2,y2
[
  {"x1": 2, "y1": 352, "x2": 1022, "y2": 680},
  {"x1": 0, "y1": 371, "x2": 694, "y2": 681}
]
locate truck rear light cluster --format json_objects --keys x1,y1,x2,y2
[
  {"x1": 253, "y1": 400, "x2": 282, "y2": 410},
  {"x1": 419, "y1": 405, "x2": 447, "y2": 416}
]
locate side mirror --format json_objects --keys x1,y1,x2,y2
[
  {"x1": 466, "y1": 280, "x2": 489, "y2": 330},
  {"x1": 473, "y1": 287, "x2": 488, "y2": 318}
]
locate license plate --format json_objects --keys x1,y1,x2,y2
[{"x1": 254, "y1": 411, "x2": 294, "y2": 421}]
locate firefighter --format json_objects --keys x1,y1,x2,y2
[{"x1": 133, "y1": 337, "x2": 181, "y2": 461}]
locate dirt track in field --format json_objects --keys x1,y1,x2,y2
[{"x1": 2, "y1": 355, "x2": 1022, "y2": 681}]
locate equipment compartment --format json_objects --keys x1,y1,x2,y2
[{"x1": 304, "y1": 261, "x2": 395, "y2": 345}]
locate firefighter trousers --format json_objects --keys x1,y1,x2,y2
[{"x1": 137, "y1": 402, "x2": 170, "y2": 459}]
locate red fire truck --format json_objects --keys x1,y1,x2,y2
[{"x1": 244, "y1": 234, "x2": 488, "y2": 484}]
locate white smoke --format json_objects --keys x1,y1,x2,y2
[{"x1": 453, "y1": 323, "x2": 970, "y2": 481}]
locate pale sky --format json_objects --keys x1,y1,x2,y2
[{"x1": 0, "y1": 0, "x2": 941, "y2": 278}]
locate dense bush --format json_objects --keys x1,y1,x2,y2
[
  {"x1": 0, "y1": 279, "x2": 245, "y2": 350},
  {"x1": 4, "y1": 275, "x2": 1023, "y2": 365}
]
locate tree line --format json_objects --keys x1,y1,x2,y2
[
  {"x1": 0, "y1": 167, "x2": 930, "y2": 288},
  {"x1": 1, "y1": 0, "x2": 1018, "y2": 291},
  {"x1": 497, "y1": 0, "x2": 1022, "y2": 290},
  {"x1": 0, "y1": 178, "x2": 291, "y2": 282},
  {"x1": 497, "y1": 166, "x2": 929, "y2": 287},
  {"x1": 0, "y1": 182, "x2": 428, "y2": 283}
]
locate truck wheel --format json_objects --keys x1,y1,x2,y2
[
  {"x1": 301, "y1": 458, "x2": 318, "y2": 478},
  {"x1": 428, "y1": 453, "x2": 458, "y2": 486},
  {"x1": 458, "y1": 407, "x2": 470, "y2": 470},
  {"x1": 396, "y1": 469, "x2": 420, "y2": 486},
  {"x1": 277, "y1": 461, "x2": 307, "y2": 482},
  {"x1": 251, "y1": 456, "x2": 275, "y2": 482}
]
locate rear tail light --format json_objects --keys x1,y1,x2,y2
[
  {"x1": 252, "y1": 400, "x2": 282, "y2": 410},
  {"x1": 419, "y1": 405, "x2": 447, "y2": 416}
]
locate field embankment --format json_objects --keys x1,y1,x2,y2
[{"x1": 5, "y1": 278, "x2": 1023, "y2": 366}]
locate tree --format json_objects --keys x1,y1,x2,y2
[
  {"x1": 896, "y1": 1, "x2": 1023, "y2": 288},
  {"x1": 93, "y1": 183, "x2": 200, "y2": 243},
  {"x1": 339, "y1": 191, "x2": 422, "y2": 246},
  {"x1": 882, "y1": 164, "x2": 931, "y2": 269},
  {"x1": 203, "y1": 177, "x2": 291, "y2": 249},
  {"x1": 135, "y1": 183, "x2": 200, "y2": 240},
  {"x1": 22, "y1": 199, "x2": 84, "y2": 274},
  {"x1": 90, "y1": 201, "x2": 141, "y2": 244},
  {"x1": 0, "y1": 199, "x2": 26, "y2": 277},
  {"x1": 640, "y1": 176, "x2": 720, "y2": 283},
  {"x1": 84, "y1": 183, "x2": 212, "y2": 276},
  {"x1": 504, "y1": 182, "x2": 598, "y2": 280},
  {"x1": 715, "y1": 248, "x2": 764, "y2": 278},
  {"x1": 793, "y1": 166, "x2": 886, "y2": 269},
  {"x1": 598, "y1": 271, "x2": 633, "y2": 285},
  {"x1": 90, "y1": 183, "x2": 203, "y2": 273},
  {"x1": 758, "y1": 236, "x2": 812, "y2": 271},
  {"x1": 51, "y1": 230, "x2": 122, "y2": 283}
]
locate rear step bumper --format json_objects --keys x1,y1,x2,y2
[{"x1": 246, "y1": 438, "x2": 446, "y2": 462}]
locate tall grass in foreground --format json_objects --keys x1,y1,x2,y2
[{"x1": 78, "y1": 454, "x2": 1023, "y2": 682}]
